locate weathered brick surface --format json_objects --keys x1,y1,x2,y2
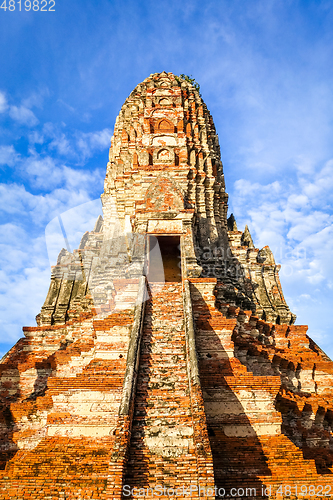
[
  {"x1": 0, "y1": 281, "x2": 137, "y2": 499},
  {"x1": 187, "y1": 278, "x2": 333, "y2": 498}
]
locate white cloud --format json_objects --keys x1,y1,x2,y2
[
  {"x1": 45, "y1": 198, "x2": 102, "y2": 265},
  {"x1": 9, "y1": 105, "x2": 39, "y2": 126},
  {"x1": 0, "y1": 223, "x2": 51, "y2": 345},
  {"x1": 87, "y1": 129, "x2": 112, "y2": 149},
  {"x1": 41, "y1": 122, "x2": 73, "y2": 156},
  {"x1": 22, "y1": 88, "x2": 49, "y2": 109},
  {"x1": 0, "y1": 90, "x2": 45, "y2": 129},
  {"x1": 28, "y1": 131, "x2": 45, "y2": 145},
  {"x1": 49, "y1": 134, "x2": 72, "y2": 155},
  {"x1": 76, "y1": 128, "x2": 112, "y2": 159},
  {"x1": 0, "y1": 183, "x2": 35, "y2": 215},
  {"x1": 0, "y1": 91, "x2": 7, "y2": 113},
  {"x1": 57, "y1": 98, "x2": 75, "y2": 113},
  {"x1": 5, "y1": 146, "x2": 104, "y2": 194},
  {"x1": 62, "y1": 165, "x2": 104, "y2": 189},
  {"x1": 39, "y1": 124, "x2": 111, "y2": 160},
  {"x1": 0, "y1": 159, "x2": 103, "y2": 227},
  {"x1": 0, "y1": 145, "x2": 19, "y2": 167},
  {"x1": 0, "y1": 186, "x2": 103, "y2": 348},
  {"x1": 25, "y1": 155, "x2": 64, "y2": 188},
  {"x1": 231, "y1": 154, "x2": 333, "y2": 357}
]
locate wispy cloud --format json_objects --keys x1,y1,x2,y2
[
  {"x1": 0, "y1": 91, "x2": 7, "y2": 113},
  {"x1": 0, "y1": 145, "x2": 19, "y2": 167},
  {"x1": 0, "y1": 222, "x2": 51, "y2": 344},
  {"x1": 230, "y1": 154, "x2": 333, "y2": 353},
  {"x1": 75, "y1": 128, "x2": 112, "y2": 160},
  {"x1": 9, "y1": 105, "x2": 39, "y2": 126},
  {"x1": 0, "y1": 89, "x2": 49, "y2": 127},
  {"x1": 38, "y1": 123, "x2": 112, "y2": 160},
  {"x1": 22, "y1": 88, "x2": 49, "y2": 109}
]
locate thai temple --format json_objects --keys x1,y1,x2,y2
[{"x1": 1, "y1": 72, "x2": 333, "y2": 499}]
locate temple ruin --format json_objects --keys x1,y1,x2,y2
[{"x1": 1, "y1": 72, "x2": 333, "y2": 499}]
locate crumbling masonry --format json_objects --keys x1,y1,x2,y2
[{"x1": 1, "y1": 72, "x2": 333, "y2": 499}]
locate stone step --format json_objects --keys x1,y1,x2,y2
[{"x1": 123, "y1": 283, "x2": 204, "y2": 491}]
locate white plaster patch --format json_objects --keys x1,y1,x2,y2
[
  {"x1": 152, "y1": 135, "x2": 177, "y2": 147},
  {"x1": 47, "y1": 425, "x2": 115, "y2": 437}
]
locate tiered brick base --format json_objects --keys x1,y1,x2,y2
[{"x1": 2, "y1": 278, "x2": 333, "y2": 499}]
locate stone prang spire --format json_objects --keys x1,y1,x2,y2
[
  {"x1": 1, "y1": 72, "x2": 333, "y2": 499},
  {"x1": 40, "y1": 71, "x2": 294, "y2": 327}
]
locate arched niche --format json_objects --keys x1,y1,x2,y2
[
  {"x1": 159, "y1": 98, "x2": 171, "y2": 106},
  {"x1": 153, "y1": 147, "x2": 175, "y2": 164},
  {"x1": 157, "y1": 149, "x2": 170, "y2": 161},
  {"x1": 158, "y1": 77, "x2": 171, "y2": 88},
  {"x1": 157, "y1": 119, "x2": 175, "y2": 133}
]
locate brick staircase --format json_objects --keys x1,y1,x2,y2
[{"x1": 123, "y1": 282, "x2": 214, "y2": 498}]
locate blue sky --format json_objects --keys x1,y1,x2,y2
[{"x1": 1, "y1": 0, "x2": 333, "y2": 358}]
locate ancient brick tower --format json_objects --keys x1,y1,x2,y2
[{"x1": 1, "y1": 72, "x2": 333, "y2": 500}]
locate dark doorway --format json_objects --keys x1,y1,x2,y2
[{"x1": 148, "y1": 235, "x2": 181, "y2": 282}]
